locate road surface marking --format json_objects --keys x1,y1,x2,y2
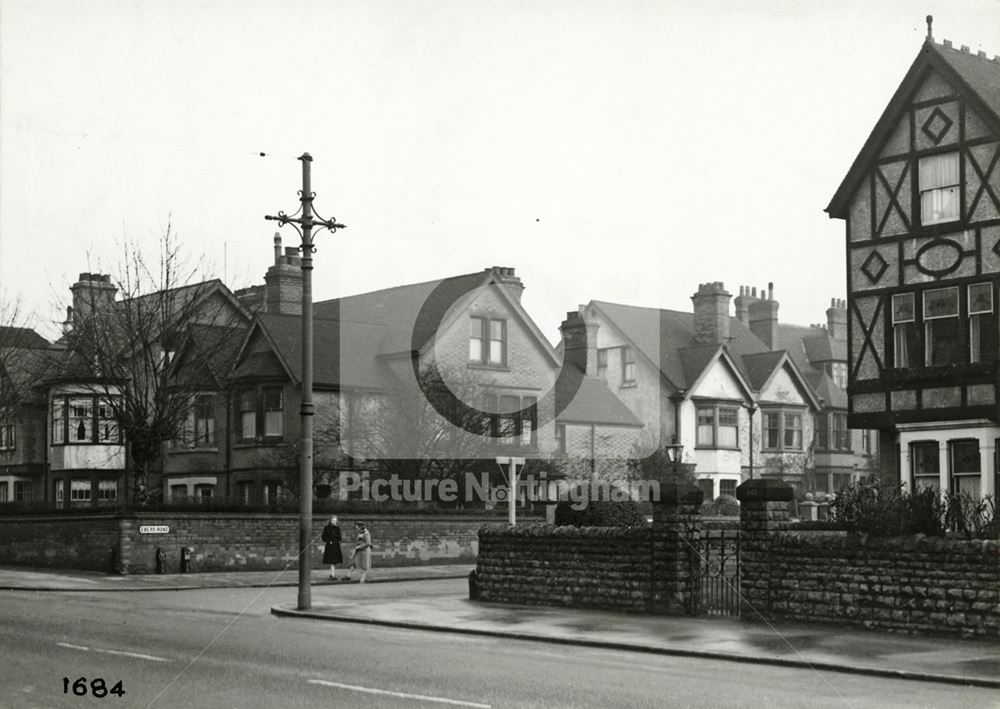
[
  {"x1": 308, "y1": 679, "x2": 491, "y2": 708},
  {"x1": 57, "y1": 642, "x2": 169, "y2": 663}
]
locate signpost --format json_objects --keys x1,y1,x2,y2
[
  {"x1": 495, "y1": 456, "x2": 525, "y2": 526},
  {"x1": 138, "y1": 525, "x2": 170, "y2": 535}
]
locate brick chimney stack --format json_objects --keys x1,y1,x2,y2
[
  {"x1": 560, "y1": 309, "x2": 599, "y2": 377},
  {"x1": 748, "y1": 282, "x2": 779, "y2": 349},
  {"x1": 490, "y1": 266, "x2": 525, "y2": 302},
  {"x1": 264, "y1": 233, "x2": 303, "y2": 315},
  {"x1": 691, "y1": 282, "x2": 732, "y2": 345},
  {"x1": 734, "y1": 285, "x2": 757, "y2": 325},
  {"x1": 70, "y1": 273, "x2": 117, "y2": 327},
  {"x1": 826, "y1": 298, "x2": 847, "y2": 341}
]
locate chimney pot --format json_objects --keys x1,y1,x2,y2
[
  {"x1": 978, "y1": 50, "x2": 987, "y2": 58},
  {"x1": 961, "y1": 44, "x2": 970, "y2": 53},
  {"x1": 943, "y1": 39, "x2": 952, "y2": 48}
]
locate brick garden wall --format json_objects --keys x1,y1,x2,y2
[
  {"x1": 0, "y1": 513, "x2": 490, "y2": 574},
  {"x1": 0, "y1": 514, "x2": 120, "y2": 571},
  {"x1": 475, "y1": 524, "x2": 654, "y2": 612},
  {"x1": 762, "y1": 532, "x2": 1000, "y2": 637}
]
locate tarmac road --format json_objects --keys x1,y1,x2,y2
[{"x1": 0, "y1": 580, "x2": 995, "y2": 709}]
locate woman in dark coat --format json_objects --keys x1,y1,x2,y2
[{"x1": 321, "y1": 516, "x2": 343, "y2": 580}]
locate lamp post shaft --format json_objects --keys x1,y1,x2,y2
[
  {"x1": 264, "y1": 152, "x2": 346, "y2": 612},
  {"x1": 298, "y1": 153, "x2": 315, "y2": 611}
]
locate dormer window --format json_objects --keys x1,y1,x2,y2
[{"x1": 919, "y1": 152, "x2": 959, "y2": 225}]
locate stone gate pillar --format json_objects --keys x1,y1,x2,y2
[
  {"x1": 650, "y1": 482, "x2": 703, "y2": 615},
  {"x1": 737, "y1": 478, "x2": 793, "y2": 621}
]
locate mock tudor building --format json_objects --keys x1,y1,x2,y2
[
  {"x1": 576, "y1": 282, "x2": 877, "y2": 499},
  {"x1": 826, "y1": 20, "x2": 1000, "y2": 498}
]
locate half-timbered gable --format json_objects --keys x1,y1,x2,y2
[{"x1": 828, "y1": 22, "x2": 1000, "y2": 497}]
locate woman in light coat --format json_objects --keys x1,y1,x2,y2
[{"x1": 349, "y1": 521, "x2": 372, "y2": 583}]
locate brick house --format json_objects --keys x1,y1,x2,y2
[
  {"x1": 826, "y1": 22, "x2": 1000, "y2": 498},
  {"x1": 577, "y1": 282, "x2": 876, "y2": 499},
  {"x1": 221, "y1": 250, "x2": 641, "y2": 503},
  {"x1": 36, "y1": 273, "x2": 251, "y2": 508},
  {"x1": 0, "y1": 327, "x2": 51, "y2": 503}
]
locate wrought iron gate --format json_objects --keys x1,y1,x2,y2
[{"x1": 694, "y1": 526, "x2": 741, "y2": 617}]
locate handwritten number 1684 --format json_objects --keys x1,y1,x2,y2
[{"x1": 62, "y1": 677, "x2": 125, "y2": 698}]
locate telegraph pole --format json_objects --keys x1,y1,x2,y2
[{"x1": 265, "y1": 153, "x2": 346, "y2": 610}]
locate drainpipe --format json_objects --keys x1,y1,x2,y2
[{"x1": 669, "y1": 391, "x2": 686, "y2": 450}]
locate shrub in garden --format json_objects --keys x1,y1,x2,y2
[{"x1": 554, "y1": 483, "x2": 647, "y2": 527}]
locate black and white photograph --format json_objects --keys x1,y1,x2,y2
[{"x1": 1, "y1": 1, "x2": 999, "y2": 707}]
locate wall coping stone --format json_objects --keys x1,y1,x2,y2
[
  {"x1": 737, "y1": 478, "x2": 794, "y2": 502},
  {"x1": 776, "y1": 531, "x2": 1000, "y2": 555},
  {"x1": 479, "y1": 523, "x2": 651, "y2": 539}
]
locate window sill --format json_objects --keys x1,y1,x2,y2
[
  {"x1": 233, "y1": 440, "x2": 285, "y2": 449},
  {"x1": 167, "y1": 447, "x2": 219, "y2": 454},
  {"x1": 619, "y1": 382, "x2": 637, "y2": 389},
  {"x1": 694, "y1": 446, "x2": 741, "y2": 451}
]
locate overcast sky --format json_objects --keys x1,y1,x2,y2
[{"x1": 2, "y1": 0, "x2": 1000, "y2": 343}]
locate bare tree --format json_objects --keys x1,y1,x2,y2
[
  {"x1": 61, "y1": 227, "x2": 249, "y2": 502},
  {"x1": 344, "y1": 363, "x2": 506, "y2": 484}
]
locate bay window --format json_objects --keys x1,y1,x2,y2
[
  {"x1": 50, "y1": 395, "x2": 121, "y2": 445},
  {"x1": 919, "y1": 152, "x2": 959, "y2": 225}
]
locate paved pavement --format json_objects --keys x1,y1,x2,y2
[
  {"x1": 0, "y1": 563, "x2": 474, "y2": 591},
  {"x1": 3, "y1": 564, "x2": 997, "y2": 690}
]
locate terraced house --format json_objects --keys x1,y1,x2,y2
[{"x1": 826, "y1": 20, "x2": 1000, "y2": 498}]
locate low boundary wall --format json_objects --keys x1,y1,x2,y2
[
  {"x1": 764, "y1": 532, "x2": 1000, "y2": 636},
  {"x1": 0, "y1": 513, "x2": 493, "y2": 574}
]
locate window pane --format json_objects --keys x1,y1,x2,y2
[
  {"x1": 469, "y1": 318, "x2": 484, "y2": 362},
  {"x1": 696, "y1": 407, "x2": 714, "y2": 446},
  {"x1": 784, "y1": 413, "x2": 802, "y2": 449},
  {"x1": 489, "y1": 320, "x2": 505, "y2": 364},
  {"x1": 919, "y1": 152, "x2": 959, "y2": 189},
  {"x1": 923, "y1": 287, "x2": 958, "y2": 319},
  {"x1": 971, "y1": 313, "x2": 999, "y2": 364},
  {"x1": 69, "y1": 397, "x2": 92, "y2": 442},
  {"x1": 954, "y1": 475, "x2": 979, "y2": 497},
  {"x1": 51, "y1": 398, "x2": 65, "y2": 444},
  {"x1": 264, "y1": 411, "x2": 283, "y2": 437},
  {"x1": 951, "y1": 440, "x2": 979, "y2": 474},
  {"x1": 926, "y1": 318, "x2": 961, "y2": 366},
  {"x1": 969, "y1": 284, "x2": 993, "y2": 314},
  {"x1": 912, "y1": 442, "x2": 940, "y2": 474},
  {"x1": 892, "y1": 293, "x2": 914, "y2": 323},
  {"x1": 241, "y1": 411, "x2": 256, "y2": 439},
  {"x1": 719, "y1": 479, "x2": 737, "y2": 497}
]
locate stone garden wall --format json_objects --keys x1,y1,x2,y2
[
  {"x1": 476, "y1": 524, "x2": 654, "y2": 612},
  {"x1": 763, "y1": 532, "x2": 1000, "y2": 636}
]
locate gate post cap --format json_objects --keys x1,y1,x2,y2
[
  {"x1": 656, "y1": 482, "x2": 704, "y2": 505},
  {"x1": 736, "y1": 478, "x2": 794, "y2": 502}
]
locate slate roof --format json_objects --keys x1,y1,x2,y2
[
  {"x1": 0, "y1": 327, "x2": 49, "y2": 350},
  {"x1": 589, "y1": 300, "x2": 836, "y2": 410},
  {"x1": 556, "y1": 374, "x2": 643, "y2": 427},
  {"x1": 589, "y1": 301, "x2": 775, "y2": 390},
  {"x1": 827, "y1": 38, "x2": 1000, "y2": 218},
  {"x1": 231, "y1": 313, "x2": 388, "y2": 389}
]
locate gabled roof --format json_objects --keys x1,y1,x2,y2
[
  {"x1": 827, "y1": 38, "x2": 1000, "y2": 218},
  {"x1": 230, "y1": 313, "x2": 388, "y2": 389},
  {"x1": 556, "y1": 376, "x2": 643, "y2": 427},
  {"x1": 587, "y1": 300, "x2": 822, "y2": 410},
  {"x1": 168, "y1": 323, "x2": 249, "y2": 390},
  {"x1": 314, "y1": 268, "x2": 560, "y2": 366}
]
